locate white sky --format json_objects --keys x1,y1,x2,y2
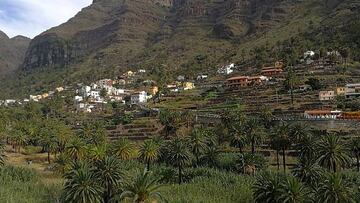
[{"x1": 0, "y1": 0, "x2": 92, "y2": 38}]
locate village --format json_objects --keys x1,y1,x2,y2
[{"x1": 1, "y1": 49, "x2": 360, "y2": 121}]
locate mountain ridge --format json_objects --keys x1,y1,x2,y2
[{"x1": 0, "y1": 0, "x2": 359, "y2": 99}]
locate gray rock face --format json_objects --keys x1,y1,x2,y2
[{"x1": 0, "y1": 31, "x2": 30, "y2": 75}]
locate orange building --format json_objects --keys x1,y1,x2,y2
[
  {"x1": 226, "y1": 76, "x2": 267, "y2": 88},
  {"x1": 226, "y1": 76, "x2": 249, "y2": 88},
  {"x1": 260, "y1": 68, "x2": 283, "y2": 77}
]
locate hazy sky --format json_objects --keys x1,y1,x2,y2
[{"x1": 0, "y1": 0, "x2": 92, "y2": 38}]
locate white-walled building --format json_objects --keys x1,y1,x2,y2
[
  {"x1": 304, "y1": 51, "x2": 315, "y2": 58},
  {"x1": 319, "y1": 91, "x2": 335, "y2": 101},
  {"x1": 75, "y1": 96, "x2": 84, "y2": 102},
  {"x1": 218, "y1": 63, "x2": 234, "y2": 75},
  {"x1": 131, "y1": 91, "x2": 147, "y2": 104}
]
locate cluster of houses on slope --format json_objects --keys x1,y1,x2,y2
[
  {"x1": 0, "y1": 86, "x2": 66, "y2": 106},
  {"x1": 74, "y1": 77, "x2": 158, "y2": 113},
  {"x1": 225, "y1": 61, "x2": 284, "y2": 89},
  {"x1": 319, "y1": 83, "x2": 360, "y2": 101}
]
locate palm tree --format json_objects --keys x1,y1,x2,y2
[
  {"x1": 66, "y1": 138, "x2": 87, "y2": 162},
  {"x1": 317, "y1": 133, "x2": 351, "y2": 172},
  {"x1": 119, "y1": 169, "x2": 165, "y2": 203},
  {"x1": 245, "y1": 118, "x2": 264, "y2": 154},
  {"x1": 229, "y1": 123, "x2": 247, "y2": 154},
  {"x1": 187, "y1": 128, "x2": 207, "y2": 166},
  {"x1": 296, "y1": 133, "x2": 317, "y2": 161},
  {"x1": 269, "y1": 133, "x2": 282, "y2": 171},
  {"x1": 285, "y1": 68, "x2": 296, "y2": 105},
  {"x1": 53, "y1": 153, "x2": 71, "y2": 174},
  {"x1": 164, "y1": 137, "x2": 193, "y2": 184},
  {"x1": 349, "y1": 137, "x2": 360, "y2": 172},
  {"x1": 259, "y1": 106, "x2": 273, "y2": 128},
  {"x1": 89, "y1": 144, "x2": 108, "y2": 161},
  {"x1": 112, "y1": 138, "x2": 136, "y2": 160},
  {"x1": 94, "y1": 156, "x2": 124, "y2": 203},
  {"x1": 62, "y1": 162, "x2": 103, "y2": 203},
  {"x1": 253, "y1": 171, "x2": 283, "y2": 203},
  {"x1": 273, "y1": 123, "x2": 292, "y2": 172},
  {"x1": 139, "y1": 139, "x2": 160, "y2": 170},
  {"x1": 159, "y1": 109, "x2": 179, "y2": 137},
  {"x1": 237, "y1": 153, "x2": 259, "y2": 175},
  {"x1": 316, "y1": 173, "x2": 355, "y2": 203},
  {"x1": 278, "y1": 176, "x2": 309, "y2": 203},
  {"x1": 201, "y1": 145, "x2": 219, "y2": 168},
  {"x1": 39, "y1": 127, "x2": 59, "y2": 164},
  {"x1": 0, "y1": 143, "x2": 5, "y2": 166},
  {"x1": 292, "y1": 158, "x2": 324, "y2": 187}
]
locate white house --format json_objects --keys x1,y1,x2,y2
[
  {"x1": 304, "y1": 51, "x2": 315, "y2": 58},
  {"x1": 97, "y1": 79, "x2": 113, "y2": 88},
  {"x1": 345, "y1": 83, "x2": 360, "y2": 99},
  {"x1": 75, "y1": 96, "x2": 84, "y2": 103},
  {"x1": 139, "y1": 69, "x2": 146, "y2": 73},
  {"x1": 177, "y1": 75, "x2": 185, "y2": 81},
  {"x1": 79, "y1": 86, "x2": 91, "y2": 97},
  {"x1": 197, "y1": 75, "x2": 208, "y2": 80},
  {"x1": 90, "y1": 91, "x2": 100, "y2": 100},
  {"x1": 319, "y1": 91, "x2": 335, "y2": 101},
  {"x1": 131, "y1": 91, "x2": 147, "y2": 104},
  {"x1": 218, "y1": 63, "x2": 234, "y2": 75},
  {"x1": 327, "y1": 51, "x2": 340, "y2": 57},
  {"x1": 5, "y1": 100, "x2": 16, "y2": 106}
]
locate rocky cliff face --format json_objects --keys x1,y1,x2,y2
[
  {"x1": 0, "y1": 31, "x2": 30, "y2": 75},
  {"x1": 22, "y1": 0, "x2": 296, "y2": 72},
  {"x1": 23, "y1": 0, "x2": 169, "y2": 71}
]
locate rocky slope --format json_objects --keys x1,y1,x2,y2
[
  {"x1": 0, "y1": 31, "x2": 30, "y2": 75},
  {"x1": 0, "y1": 0, "x2": 359, "y2": 98},
  {"x1": 21, "y1": 0, "x2": 299, "y2": 72}
]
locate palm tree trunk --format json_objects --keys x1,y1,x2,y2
[
  {"x1": 239, "y1": 146, "x2": 243, "y2": 154},
  {"x1": 178, "y1": 165, "x2": 182, "y2": 185},
  {"x1": 104, "y1": 186, "x2": 110, "y2": 203},
  {"x1": 147, "y1": 161, "x2": 150, "y2": 171},
  {"x1": 333, "y1": 161, "x2": 337, "y2": 173},
  {"x1": 357, "y1": 154, "x2": 359, "y2": 172},
  {"x1": 251, "y1": 138, "x2": 255, "y2": 154},
  {"x1": 282, "y1": 148, "x2": 286, "y2": 173},
  {"x1": 47, "y1": 151, "x2": 51, "y2": 164},
  {"x1": 290, "y1": 87, "x2": 294, "y2": 105},
  {"x1": 276, "y1": 150, "x2": 280, "y2": 171}
]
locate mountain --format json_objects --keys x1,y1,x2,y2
[
  {"x1": 0, "y1": 31, "x2": 30, "y2": 75},
  {"x1": 0, "y1": 0, "x2": 359, "y2": 98}
]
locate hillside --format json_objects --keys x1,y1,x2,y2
[
  {"x1": 0, "y1": 31, "x2": 30, "y2": 75},
  {"x1": 0, "y1": 0, "x2": 359, "y2": 99}
]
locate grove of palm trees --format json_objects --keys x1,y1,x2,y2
[{"x1": 0, "y1": 102, "x2": 360, "y2": 203}]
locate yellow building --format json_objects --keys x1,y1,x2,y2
[
  {"x1": 56, "y1": 87, "x2": 64, "y2": 92},
  {"x1": 149, "y1": 86, "x2": 159, "y2": 95},
  {"x1": 183, "y1": 82, "x2": 195, "y2": 90},
  {"x1": 125, "y1": 71, "x2": 135, "y2": 77},
  {"x1": 42, "y1": 93, "x2": 49, "y2": 99},
  {"x1": 336, "y1": 87, "x2": 346, "y2": 96}
]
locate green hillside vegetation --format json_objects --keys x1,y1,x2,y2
[{"x1": 1, "y1": 101, "x2": 360, "y2": 202}]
